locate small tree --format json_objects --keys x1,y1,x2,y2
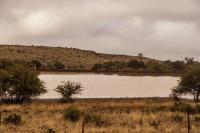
[
  {"x1": 55, "y1": 81, "x2": 83, "y2": 102},
  {"x1": 0, "y1": 64, "x2": 47, "y2": 103},
  {"x1": 31, "y1": 60, "x2": 42, "y2": 69},
  {"x1": 127, "y1": 59, "x2": 145, "y2": 69},
  {"x1": 171, "y1": 61, "x2": 185, "y2": 72},
  {"x1": 171, "y1": 66, "x2": 200, "y2": 102},
  {"x1": 92, "y1": 63, "x2": 102, "y2": 71},
  {"x1": 54, "y1": 61, "x2": 65, "y2": 70}
]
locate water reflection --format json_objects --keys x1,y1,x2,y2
[{"x1": 39, "y1": 73, "x2": 179, "y2": 98}]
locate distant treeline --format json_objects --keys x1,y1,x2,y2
[
  {"x1": 92, "y1": 57, "x2": 199, "y2": 74},
  {"x1": 0, "y1": 57, "x2": 199, "y2": 74}
]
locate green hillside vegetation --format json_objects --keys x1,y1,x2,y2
[
  {"x1": 0, "y1": 45, "x2": 199, "y2": 74},
  {"x1": 92, "y1": 58, "x2": 199, "y2": 74},
  {"x1": 0, "y1": 45, "x2": 153, "y2": 71}
]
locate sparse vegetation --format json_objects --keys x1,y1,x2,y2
[
  {"x1": 92, "y1": 58, "x2": 199, "y2": 74},
  {"x1": 64, "y1": 107, "x2": 81, "y2": 122},
  {"x1": 84, "y1": 112, "x2": 107, "y2": 127},
  {"x1": 0, "y1": 45, "x2": 154, "y2": 71},
  {"x1": 3, "y1": 114, "x2": 21, "y2": 125},
  {"x1": 55, "y1": 81, "x2": 83, "y2": 102},
  {"x1": 54, "y1": 61, "x2": 65, "y2": 70},
  {"x1": 0, "y1": 99, "x2": 200, "y2": 132},
  {"x1": 31, "y1": 60, "x2": 42, "y2": 69}
]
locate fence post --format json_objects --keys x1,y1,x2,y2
[
  {"x1": 187, "y1": 110, "x2": 191, "y2": 133},
  {"x1": 82, "y1": 119, "x2": 85, "y2": 133},
  {"x1": 0, "y1": 111, "x2": 1, "y2": 129},
  {"x1": 140, "y1": 107, "x2": 144, "y2": 133},
  {"x1": 0, "y1": 111, "x2": 1, "y2": 126}
]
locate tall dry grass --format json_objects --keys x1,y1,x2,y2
[{"x1": 0, "y1": 99, "x2": 200, "y2": 133}]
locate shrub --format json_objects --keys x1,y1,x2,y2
[
  {"x1": 171, "y1": 61, "x2": 185, "y2": 72},
  {"x1": 127, "y1": 59, "x2": 145, "y2": 69},
  {"x1": 195, "y1": 116, "x2": 200, "y2": 122},
  {"x1": 31, "y1": 60, "x2": 42, "y2": 69},
  {"x1": 3, "y1": 114, "x2": 21, "y2": 125},
  {"x1": 55, "y1": 81, "x2": 83, "y2": 102},
  {"x1": 92, "y1": 63, "x2": 102, "y2": 71},
  {"x1": 54, "y1": 61, "x2": 65, "y2": 70},
  {"x1": 146, "y1": 61, "x2": 165, "y2": 73},
  {"x1": 0, "y1": 59, "x2": 14, "y2": 69},
  {"x1": 64, "y1": 107, "x2": 81, "y2": 122},
  {"x1": 84, "y1": 113, "x2": 106, "y2": 127},
  {"x1": 84, "y1": 113, "x2": 103, "y2": 126},
  {"x1": 148, "y1": 120, "x2": 161, "y2": 129},
  {"x1": 171, "y1": 114, "x2": 183, "y2": 123}
]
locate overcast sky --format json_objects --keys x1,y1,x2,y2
[{"x1": 0, "y1": 0, "x2": 200, "y2": 60}]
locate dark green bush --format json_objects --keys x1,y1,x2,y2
[
  {"x1": 127, "y1": 59, "x2": 146, "y2": 69},
  {"x1": 64, "y1": 107, "x2": 81, "y2": 122},
  {"x1": 3, "y1": 114, "x2": 21, "y2": 125},
  {"x1": 92, "y1": 63, "x2": 102, "y2": 71},
  {"x1": 54, "y1": 61, "x2": 65, "y2": 70},
  {"x1": 31, "y1": 60, "x2": 42, "y2": 69}
]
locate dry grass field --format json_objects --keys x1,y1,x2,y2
[
  {"x1": 0, "y1": 45, "x2": 154, "y2": 70},
  {"x1": 0, "y1": 98, "x2": 200, "y2": 133}
]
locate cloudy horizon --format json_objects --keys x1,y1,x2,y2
[{"x1": 0, "y1": 0, "x2": 200, "y2": 61}]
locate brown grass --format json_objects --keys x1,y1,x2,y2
[{"x1": 0, "y1": 99, "x2": 200, "y2": 133}]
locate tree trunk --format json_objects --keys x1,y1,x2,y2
[
  {"x1": 196, "y1": 92, "x2": 200, "y2": 102},
  {"x1": 194, "y1": 93, "x2": 200, "y2": 102}
]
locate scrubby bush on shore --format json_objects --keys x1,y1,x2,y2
[
  {"x1": 64, "y1": 107, "x2": 81, "y2": 122},
  {"x1": 171, "y1": 66, "x2": 200, "y2": 102},
  {"x1": 0, "y1": 63, "x2": 46, "y2": 103},
  {"x1": 92, "y1": 58, "x2": 199, "y2": 74},
  {"x1": 55, "y1": 81, "x2": 83, "y2": 102}
]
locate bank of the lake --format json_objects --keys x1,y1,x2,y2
[{"x1": 39, "y1": 70, "x2": 182, "y2": 77}]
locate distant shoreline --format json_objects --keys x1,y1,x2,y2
[
  {"x1": 38, "y1": 70, "x2": 181, "y2": 76},
  {"x1": 28, "y1": 97, "x2": 192, "y2": 104}
]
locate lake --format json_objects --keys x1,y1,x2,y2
[{"x1": 38, "y1": 73, "x2": 179, "y2": 99}]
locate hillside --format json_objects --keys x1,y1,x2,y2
[{"x1": 0, "y1": 45, "x2": 156, "y2": 70}]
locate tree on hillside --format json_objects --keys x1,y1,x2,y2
[
  {"x1": 127, "y1": 59, "x2": 145, "y2": 69},
  {"x1": 31, "y1": 60, "x2": 42, "y2": 69},
  {"x1": 185, "y1": 57, "x2": 194, "y2": 65},
  {"x1": 92, "y1": 63, "x2": 102, "y2": 71},
  {"x1": 138, "y1": 53, "x2": 143, "y2": 57},
  {"x1": 55, "y1": 81, "x2": 83, "y2": 102},
  {"x1": 54, "y1": 61, "x2": 65, "y2": 70},
  {"x1": 171, "y1": 66, "x2": 200, "y2": 102},
  {"x1": 171, "y1": 61, "x2": 185, "y2": 72}
]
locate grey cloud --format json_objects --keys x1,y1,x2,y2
[{"x1": 0, "y1": 0, "x2": 200, "y2": 60}]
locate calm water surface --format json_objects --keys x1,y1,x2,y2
[{"x1": 39, "y1": 73, "x2": 179, "y2": 98}]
